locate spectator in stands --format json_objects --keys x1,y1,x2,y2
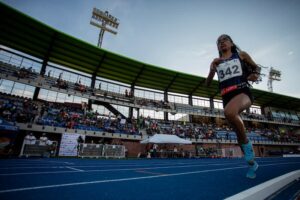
[
  {"x1": 129, "y1": 89, "x2": 133, "y2": 98},
  {"x1": 24, "y1": 132, "x2": 36, "y2": 145},
  {"x1": 55, "y1": 77, "x2": 68, "y2": 89},
  {"x1": 152, "y1": 144, "x2": 158, "y2": 158},
  {"x1": 39, "y1": 133, "x2": 48, "y2": 146},
  {"x1": 75, "y1": 79, "x2": 87, "y2": 93},
  {"x1": 205, "y1": 34, "x2": 260, "y2": 179},
  {"x1": 76, "y1": 135, "x2": 84, "y2": 155},
  {"x1": 173, "y1": 146, "x2": 178, "y2": 158},
  {"x1": 2, "y1": 109, "x2": 11, "y2": 120},
  {"x1": 24, "y1": 133, "x2": 31, "y2": 145},
  {"x1": 77, "y1": 135, "x2": 84, "y2": 144},
  {"x1": 15, "y1": 67, "x2": 31, "y2": 78},
  {"x1": 226, "y1": 131, "x2": 229, "y2": 140},
  {"x1": 47, "y1": 141, "x2": 55, "y2": 157}
]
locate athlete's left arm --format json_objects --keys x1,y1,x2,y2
[{"x1": 239, "y1": 51, "x2": 260, "y2": 81}]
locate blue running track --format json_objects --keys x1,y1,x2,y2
[{"x1": 0, "y1": 157, "x2": 299, "y2": 200}]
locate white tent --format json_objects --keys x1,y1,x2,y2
[{"x1": 140, "y1": 134, "x2": 192, "y2": 144}]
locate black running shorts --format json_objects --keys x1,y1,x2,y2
[{"x1": 222, "y1": 87, "x2": 253, "y2": 108}]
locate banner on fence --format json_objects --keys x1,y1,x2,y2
[{"x1": 58, "y1": 133, "x2": 85, "y2": 156}]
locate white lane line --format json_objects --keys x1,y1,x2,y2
[
  {"x1": 225, "y1": 170, "x2": 300, "y2": 200},
  {"x1": 39, "y1": 161, "x2": 75, "y2": 165},
  {"x1": 0, "y1": 162, "x2": 195, "y2": 169},
  {"x1": 0, "y1": 161, "x2": 244, "y2": 170},
  {"x1": 65, "y1": 167, "x2": 84, "y2": 172},
  {"x1": 0, "y1": 158, "x2": 294, "y2": 169},
  {"x1": 1, "y1": 162, "x2": 299, "y2": 194},
  {"x1": 0, "y1": 160, "x2": 299, "y2": 177},
  {"x1": 0, "y1": 165, "x2": 79, "y2": 170},
  {"x1": 0, "y1": 160, "x2": 235, "y2": 167},
  {"x1": 0, "y1": 162, "x2": 246, "y2": 176},
  {"x1": 0, "y1": 162, "x2": 74, "y2": 167},
  {"x1": 0, "y1": 165, "x2": 247, "y2": 194}
]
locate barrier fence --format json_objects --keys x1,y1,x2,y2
[
  {"x1": 20, "y1": 140, "x2": 126, "y2": 159},
  {"x1": 19, "y1": 140, "x2": 58, "y2": 157},
  {"x1": 78, "y1": 143, "x2": 125, "y2": 158}
]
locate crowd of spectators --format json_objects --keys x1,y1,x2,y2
[
  {"x1": 242, "y1": 112, "x2": 266, "y2": 121},
  {"x1": 37, "y1": 100, "x2": 140, "y2": 135},
  {"x1": 0, "y1": 92, "x2": 299, "y2": 143},
  {"x1": 0, "y1": 93, "x2": 140, "y2": 135},
  {"x1": 144, "y1": 118, "x2": 223, "y2": 139},
  {"x1": 143, "y1": 119, "x2": 220, "y2": 140},
  {"x1": 8, "y1": 66, "x2": 300, "y2": 127},
  {"x1": 143, "y1": 144, "x2": 194, "y2": 159},
  {"x1": 54, "y1": 78, "x2": 68, "y2": 89},
  {"x1": 259, "y1": 128, "x2": 299, "y2": 143},
  {"x1": 74, "y1": 83, "x2": 87, "y2": 92},
  {"x1": 135, "y1": 98, "x2": 173, "y2": 110},
  {"x1": 125, "y1": 89, "x2": 133, "y2": 98},
  {"x1": 141, "y1": 117, "x2": 300, "y2": 143},
  {"x1": 0, "y1": 93, "x2": 39, "y2": 123},
  {"x1": 12, "y1": 66, "x2": 176, "y2": 110},
  {"x1": 14, "y1": 67, "x2": 35, "y2": 79}
]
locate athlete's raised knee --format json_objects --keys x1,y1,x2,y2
[{"x1": 224, "y1": 109, "x2": 238, "y2": 120}]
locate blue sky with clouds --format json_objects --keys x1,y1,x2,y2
[{"x1": 2, "y1": 0, "x2": 300, "y2": 98}]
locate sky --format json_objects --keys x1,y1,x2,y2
[{"x1": 2, "y1": 0, "x2": 300, "y2": 98}]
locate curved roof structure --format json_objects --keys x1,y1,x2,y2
[{"x1": 1, "y1": 2, "x2": 299, "y2": 111}]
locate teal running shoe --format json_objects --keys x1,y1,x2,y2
[
  {"x1": 246, "y1": 161, "x2": 259, "y2": 179},
  {"x1": 241, "y1": 140, "x2": 255, "y2": 163}
]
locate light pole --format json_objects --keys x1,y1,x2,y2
[{"x1": 90, "y1": 8, "x2": 119, "y2": 48}]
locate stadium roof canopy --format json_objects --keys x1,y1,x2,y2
[{"x1": 1, "y1": 2, "x2": 300, "y2": 111}]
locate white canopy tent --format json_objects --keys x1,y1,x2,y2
[{"x1": 140, "y1": 134, "x2": 192, "y2": 144}]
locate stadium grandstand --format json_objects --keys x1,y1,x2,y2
[{"x1": 0, "y1": 2, "x2": 300, "y2": 200}]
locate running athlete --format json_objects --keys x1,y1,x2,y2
[{"x1": 205, "y1": 34, "x2": 259, "y2": 178}]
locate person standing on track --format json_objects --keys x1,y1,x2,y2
[{"x1": 205, "y1": 34, "x2": 260, "y2": 178}]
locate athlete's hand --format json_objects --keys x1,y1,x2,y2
[
  {"x1": 247, "y1": 73, "x2": 259, "y2": 82},
  {"x1": 210, "y1": 58, "x2": 223, "y2": 71}
]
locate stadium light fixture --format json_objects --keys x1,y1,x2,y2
[
  {"x1": 268, "y1": 67, "x2": 282, "y2": 92},
  {"x1": 90, "y1": 8, "x2": 119, "y2": 47}
]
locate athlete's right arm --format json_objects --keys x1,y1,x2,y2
[{"x1": 205, "y1": 58, "x2": 222, "y2": 86}]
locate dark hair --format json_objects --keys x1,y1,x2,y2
[
  {"x1": 217, "y1": 34, "x2": 241, "y2": 57},
  {"x1": 218, "y1": 35, "x2": 258, "y2": 80}
]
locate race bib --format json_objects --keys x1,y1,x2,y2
[{"x1": 216, "y1": 58, "x2": 242, "y2": 82}]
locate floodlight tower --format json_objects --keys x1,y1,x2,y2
[
  {"x1": 90, "y1": 8, "x2": 119, "y2": 48},
  {"x1": 267, "y1": 67, "x2": 282, "y2": 92}
]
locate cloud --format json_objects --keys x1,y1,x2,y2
[
  {"x1": 150, "y1": 44, "x2": 218, "y2": 78},
  {"x1": 174, "y1": 44, "x2": 216, "y2": 61},
  {"x1": 251, "y1": 43, "x2": 280, "y2": 62},
  {"x1": 288, "y1": 51, "x2": 294, "y2": 55}
]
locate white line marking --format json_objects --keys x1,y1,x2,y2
[
  {"x1": 0, "y1": 158, "x2": 293, "y2": 169},
  {"x1": 65, "y1": 167, "x2": 84, "y2": 172},
  {"x1": 0, "y1": 161, "x2": 74, "y2": 167},
  {"x1": 225, "y1": 170, "x2": 300, "y2": 200},
  {"x1": 0, "y1": 166, "x2": 67, "y2": 170},
  {"x1": 1, "y1": 161, "x2": 299, "y2": 176},
  {"x1": 0, "y1": 161, "x2": 243, "y2": 170},
  {"x1": 0, "y1": 162, "x2": 299, "y2": 194},
  {"x1": 0, "y1": 162, "x2": 245, "y2": 176},
  {"x1": 64, "y1": 162, "x2": 74, "y2": 165},
  {"x1": 0, "y1": 162, "x2": 192, "y2": 169},
  {"x1": 0, "y1": 165, "x2": 247, "y2": 194}
]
